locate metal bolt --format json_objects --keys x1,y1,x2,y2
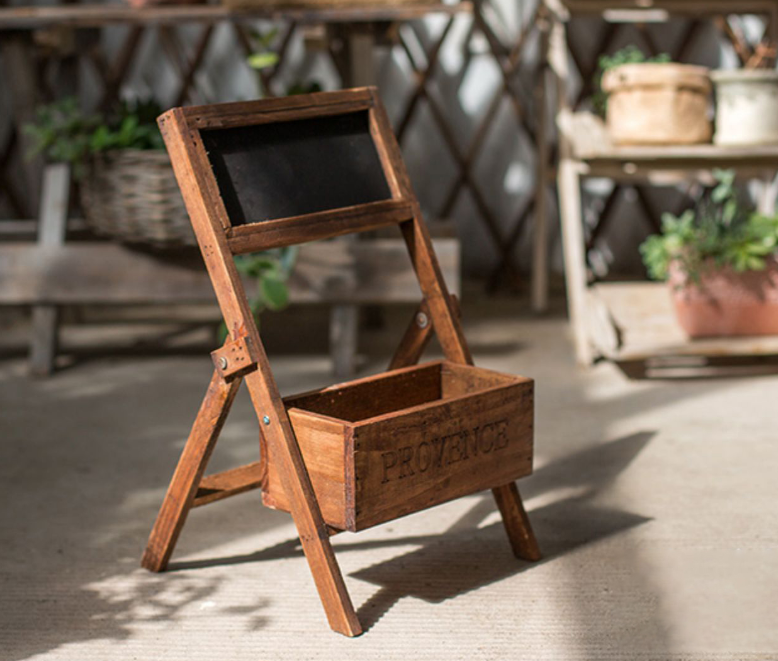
[
  {"x1": 218, "y1": 356, "x2": 228, "y2": 370},
  {"x1": 416, "y1": 312, "x2": 429, "y2": 329},
  {"x1": 262, "y1": 416, "x2": 271, "y2": 426}
]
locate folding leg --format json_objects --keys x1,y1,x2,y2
[
  {"x1": 492, "y1": 482, "x2": 541, "y2": 561},
  {"x1": 142, "y1": 369, "x2": 241, "y2": 572},
  {"x1": 391, "y1": 297, "x2": 541, "y2": 562},
  {"x1": 242, "y1": 369, "x2": 362, "y2": 637}
]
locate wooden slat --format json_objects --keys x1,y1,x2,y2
[
  {"x1": 0, "y1": 238, "x2": 457, "y2": 305},
  {"x1": 161, "y1": 104, "x2": 362, "y2": 637},
  {"x1": 193, "y1": 461, "x2": 263, "y2": 508},
  {"x1": 142, "y1": 370, "x2": 242, "y2": 572},
  {"x1": 561, "y1": 0, "x2": 776, "y2": 15},
  {"x1": 588, "y1": 281, "x2": 778, "y2": 361},
  {"x1": 581, "y1": 144, "x2": 778, "y2": 172},
  {"x1": 179, "y1": 88, "x2": 371, "y2": 126},
  {"x1": 388, "y1": 294, "x2": 461, "y2": 370},
  {"x1": 261, "y1": 411, "x2": 349, "y2": 530},
  {"x1": 351, "y1": 374, "x2": 533, "y2": 531},
  {"x1": 0, "y1": 3, "x2": 471, "y2": 29},
  {"x1": 226, "y1": 200, "x2": 414, "y2": 253}
]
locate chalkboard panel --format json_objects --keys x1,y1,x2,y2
[{"x1": 201, "y1": 110, "x2": 392, "y2": 226}]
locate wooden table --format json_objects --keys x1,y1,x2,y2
[{"x1": 0, "y1": 3, "x2": 470, "y2": 377}]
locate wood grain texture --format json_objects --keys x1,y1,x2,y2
[
  {"x1": 147, "y1": 88, "x2": 538, "y2": 636},
  {"x1": 388, "y1": 295, "x2": 461, "y2": 370},
  {"x1": 141, "y1": 369, "x2": 241, "y2": 572},
  {"x1": 283, "y1": 361, "x2": 443, "y2": 422},
  {"x1": 159, "y1": 103, "x2": 361, "y2": 636},
  {"x1": 264, "y1": 361, "x2": 534, "y2": 533},
  {"x1": 351, "y1": 369, "x2": 533, "y2": 531},
  {"x1": 194, "y1": 461, "x2": 263, "y2": 508},
  {"x1": 226, "y1": 200, "x2": 413, "y2": 253},
  {"x1": 261, "y1": 410, "x2": 349, "y2": 529},
  {"x1": 211, "y1": 335, "x2": 259, "y2": 381},
  {"x1": 367, "y1": 88, "x2": 472, "y2": 365},
  {"x1": 492, "y1": 481, "x2": 542, "y2": 561}
]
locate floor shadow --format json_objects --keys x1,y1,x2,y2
[
  {"x1": 353, "y1": 497, "x2": 650, "y2": 632},
  {"x1": 168, "y1": 430, "x2": 655, "y2": 634}
]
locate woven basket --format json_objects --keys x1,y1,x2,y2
[{"x1": 79, "y1": 150, "x2": 195, "y2": 248}]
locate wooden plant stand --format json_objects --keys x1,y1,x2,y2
[{"x1": 141, "y1": 87, "x2": 540, "y2": 636}]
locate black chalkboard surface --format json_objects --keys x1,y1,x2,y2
[{"x1": 201, "y1": 110, "x2": 392, "y2": 226}]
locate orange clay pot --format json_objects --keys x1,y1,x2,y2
[{"x1": 668, "y1": 258, "x2": 778, "y2": 337}]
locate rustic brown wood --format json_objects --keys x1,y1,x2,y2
[
  {"x1": 181, "y1": 88, "x2": 373, "y2": 129},
  {"x1": 262, "y1": 361, "x2": 533, "y2": 532},
  {"x1": 159, "y1": 99, "x2": 362, "y2": 636},
  {"x1": 142, "y1": 368, "x2": 242, "y2": 572},
  {"x1": 145, "y1": 88, "x2": 538, "y2": 635},
  {"x1": 389, "y1": 299, "x2": 435, "y2": 370},
  {"x1": 351, "y1": 364, "x2": 533, "y2": 531},
  {"x1": 193, "y1": 461, "x2": 263, "y2": 508},
  {"x1": 284, "y1": 361, "x2": 444, "y2": 421},
  {"x1": 388, "y1": 294, "x2": 461, "y2": 370},
  {"x1": 262, "y1": 409, "x2": 350, "y2": 529},
  {"x1": 371, "y1": 88, "x2": 538, "y2": 559},
  {"x1": 226, "y1": 200, "x2": 413, "y2": 253},
  {"x1": 211, "y1": 335, "x2": 259, "y2": 381},
  {"x1": 492, "y1": 481, "x2": 541, "y2": 561}
]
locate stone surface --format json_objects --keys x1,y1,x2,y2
[{"x1": 1, "y1": 299, "x2": 776, "y2": 660}]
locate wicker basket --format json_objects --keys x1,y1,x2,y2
[{"x1": 79, "y1": 150, "x2": 195, "y2": 248}]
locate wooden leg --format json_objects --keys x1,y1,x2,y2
[
  {"x1": 330, "y1": 304, "x2": 358, "y2": 380},
  {"x1": 492, "y1": 482, "x2": 541, "y2": 561},
  {"x1": 29, "y1": 307, "x2": 61, "y2": 377},
  {"x1": 531, "y1": 34, "x2": 550, "y2": 314},
  {"x1": 141, "y1": 370, "x2": 241, "y2": 572},
  {"x1": 244, "y1": 370, "x2": 362, "y2": 637},
  {"x1": 29, "y1": 163, "x2": 70, "y2": 377},
  {"x1": 558, "y1": 158, "x2": 594, "y2": 365}
]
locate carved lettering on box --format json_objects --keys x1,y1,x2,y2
[{"x1": 380, "y1": 419, "x2": 510, "y2": 484}]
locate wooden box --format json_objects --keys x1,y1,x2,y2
[{"x1": 263, "y1": 360, "x2": 534, "y2": 531}]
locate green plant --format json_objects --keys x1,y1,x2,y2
[
  {"x1": 24, "y1": 97, "x2": 164, "y2": 177},
  {"x1": 246, "y1": 28, "x2": 323, "y2": 98},
  {"x1": 217, "y1": 246, "x2": 298, "y2": 341},
  {"x1": 640, "y1": 169, "x2": 778, "y2": 283},
  {"x1": 593, "y1": 45, "x2": 671, "y2": 116}
]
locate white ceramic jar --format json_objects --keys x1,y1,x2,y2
[{"x1": 712, "y1": 69, "x2": 778, "y2": 146}]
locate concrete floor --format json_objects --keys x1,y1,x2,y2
[{"x1": 1, "y1": 300, "x2": 777, "y2": 660}]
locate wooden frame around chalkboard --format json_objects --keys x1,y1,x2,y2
[{"x1": 140, "y1": 87, "x2": 540, "y2": 637}]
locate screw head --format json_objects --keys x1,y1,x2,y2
[
  {"x1": 416, "y1": 312, "x2": 429, "y2": 329},
  {"x1": 218, "y1": 356, "x2": 228, "y2": 370},
  {"x1": 262, "y1": 415, "x2": 271, "y2": 425}
]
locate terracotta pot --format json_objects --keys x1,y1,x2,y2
[
  {"x1": 602, "y1": 63, "x2": 712, "y2": 145},
  {"x1": 668, "y1": 258, "x2": 778, "y2": 337}
]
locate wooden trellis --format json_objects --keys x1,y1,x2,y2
[{"x1": 0, "y1": 1, "x2": 553, "y2": 304}]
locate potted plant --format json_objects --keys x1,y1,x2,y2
[
  {"x1": 25, "y1": 97, "x2": 196, "y2": 247},
  {"x1": 640, "y1": 170, "x2": 778, "y2": 337},
  {"x1": 711, "y1": 41, "x2": 778, "y2": 145},
  {"x1": 595, "y1": 45, "x2": 712, "y2": 145}
]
